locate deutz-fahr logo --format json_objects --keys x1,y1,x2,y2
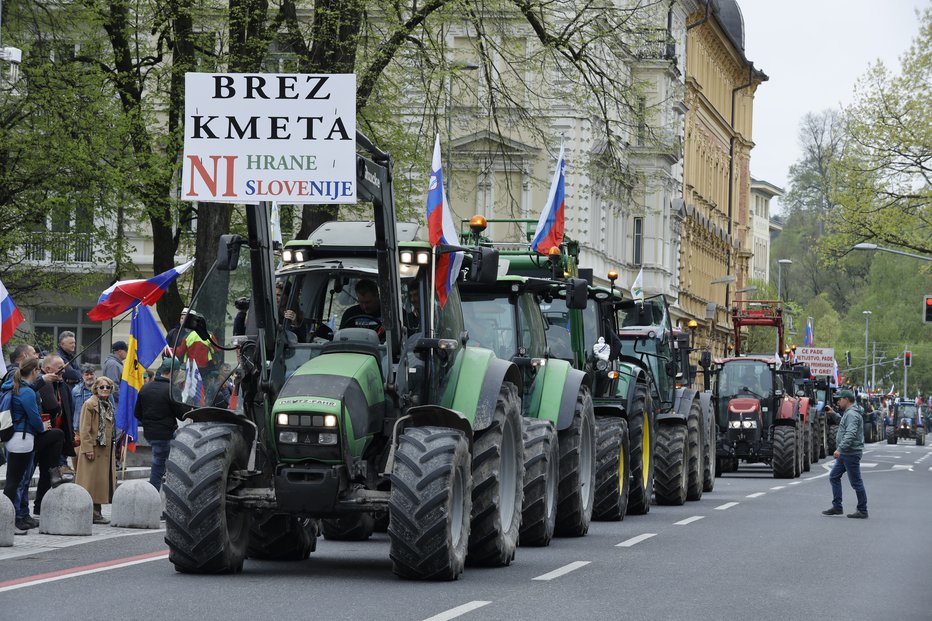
[
  {"x1": 279, "y1": 397, "x2": 338, "y2": 408},
  {"x1": 363, "y1": 165, "x2": 381, "y2": 188}
]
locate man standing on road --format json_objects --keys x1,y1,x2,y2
[
  {"x1": 823, "y1": 389, "x2": 868, "y2": 519},
  {"x1": 102, "y1": 341, "x2": 127, "y2": 405},
  {"x1": 135, "y1": 358, "x2": 192, "y2": 490}
]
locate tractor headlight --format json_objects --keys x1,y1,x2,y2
[
  {"x1": 742, "y1": 420, "x2": 757, "y2": 429},
  {"x1": 282, "y1": 250, "x2": 293, "y2": 262},
  {"x1": 318, "y1": 432, "x2": 338, "y2": 445},
  {"x1": 729, "y1": 420, "x2": 741, "y2": 429},
  {"x1": 596, "y1": 359, "x2": 609, "y2": 372},
  {"x1": 294, "y1": 250, "x2": 305, "y2": 263},
  {"x1": 324, "y1": 415, "x2": 338, "y2": 428},
  {"x1": 279, "y1": 431, "x2": 298, "y2": 444},
  {"x1": 277, "y1": 413, "x2": 289, "y2": 425}
]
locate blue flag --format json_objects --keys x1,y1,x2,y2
[{"x1": 116, "y1": 305, "x2": 167, "y2": 443}]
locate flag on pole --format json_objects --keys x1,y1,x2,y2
[
  {"x1": 426, "y1": 134, "x2": 464, "y2": 308},
  {"x1": 804, "y1": 317, "x2": 813, "y2": 347},
  {"x1": 631, "y1": 267, "x2": 644, "y2": 303},
  {"x1": 88, "y1": 259, "x2": 195, "y2": 321},
  {"x1": 1, "y1": 279, "x2": 25, "y2": 377},
  {"x1": 271, "y1": 202, "x2": 283, "y2": 247},
  {"x1": 116, "y1": 306, "x2": 167, "y2": 449},
  {"x1": 183, "y1": 358, "x2": 205, "y2": 406},
  {"x1": 530, "y1": 141, "x2": 566, "y2": 254}
]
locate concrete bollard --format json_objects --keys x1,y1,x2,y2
[
  {"x1": 0, "y1": 494, "x2": 15, "y2": 546},
  {"x1": 110, "y1": 480, "x2": 162, "y2": 529},
  {"x1": 39, "y1": 484, "x2": 93, "y2": 535}
]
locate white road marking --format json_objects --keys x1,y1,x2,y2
[
  {"x1": 860, "y1": 463, "x2": 878, "y2": 468},
  {"x1": 746, "y1": 492, "x2": 766, "y2": 498},
  {"x1": 0, "y1": 551, "x2": 168, "y2": 593},
  {"x1": 892, "y1": 465, "x2": 914, "y2": 471},
  {"x1": 421, "y1": 601, "x2": 492, "y2": 621},
  {"x1": 789, "y1": 481, "x2": 802, "y2": 485},
  {"x1": 674, "y1": 516, "x2": 705, "y2": 526},
  {"x1": 532, "y1": 561, "x2": 591, "y2": 581},
  {"x1": 616, "y1": 533, "x2": 657, "y2": 547},
  {"x1": 770, "y1": 485, "x2": 786, "y2": 490},
  {"x1": 715, "y1": 502, "x2": 739, "y2": 510}
]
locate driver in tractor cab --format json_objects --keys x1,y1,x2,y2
[{"x1": 340, "y1": 279, "x2": 384, "y2": 339}]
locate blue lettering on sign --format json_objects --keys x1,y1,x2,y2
[{"x1": 245, "y1": 179, "x2": 256, "y2": 195}]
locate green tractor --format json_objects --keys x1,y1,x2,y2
[
  {"x1": 163, "y1": 133, "x2": 525, "y2": 580},
  {"x1": 459, "y1": 272, "x2": 599, "y2": 545}
]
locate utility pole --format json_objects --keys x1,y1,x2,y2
[
  {"x1": 904, "y1": 345, "x2": 909, "y2": 398},
  {"x1": 871, "y1": 342, "x2": 876, "y2": 392}
]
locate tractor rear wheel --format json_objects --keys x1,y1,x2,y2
[
  {"x1": 917, "y1": 430, "x2": 925, "y2": 446},
  {"x1": 389, "y1": 426, "x2": 471, "y2": 580},
  {"x1": 772, "y1": 425, "x2": 796, "y2": 479},
  {"x1": 686, "y1": 405, "x2": 703, "y2": 501},
  {"x1": 654, "y1": 424, "x2": 688, "y2": 505},
  {"x1": 321, "y1": 514, "x2": 375, "y2": 541},
  {"x1": 818, "y1": 417, "x2": 827, "y2": 459},
  {"x1": 519, "y1": 418, "x2": 559, "y2": 546},
  {"x1": 803, "y1": 426, "x2": 812, "y2": 472},
  {"x1": 827, "y1": 424, "x2": 838, "y2": 453},
  {"x1": 702, "y1": 411, "x2": 716, "y2": 492},
  {"x1": 248, "y1": 514, "x2": 317, "y2": 560},
  {"x1": 794, "y1": 427, "x2": 803, "y2": 477},
  {"x1": 164, "y1": 423, "x2": 250, "y2": 574},
  {"x1": 554, "y1": 386, "x2": 596, "y2": 536},
  {"x1": 468, "y1": 382, "x2": 524, "y2": 565},
  {"x1": 592, "y1": 417, "x2": 629, "y2": 521},
  {"x1": 626, "y1": 384, "x2": 654, "y2": 515}
]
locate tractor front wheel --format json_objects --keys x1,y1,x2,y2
[
  {"x1": 519, "y1": 418, "x2": 559, "y2": 546},
  {"x1": 248, "y1": 514, "x2": 317, "y2": 560},
  {"x1": 772, "y1": 425, "x2": 796, "y2": 479},
  {"x1": 592, "y1": 417, "x2": 630, "y2": 521},
  {"x1": 554, "y1": 386, "x2": 596, "y2": 536},
  {"x1": 626, "y1": 384, "x2": 654, "y2": 515},
  {"x1": 686, "y1": 405, "x2": 703, "y2": 502},
  {"x1": 654, "y1": 424, "x2": 688, "y2": 505}
]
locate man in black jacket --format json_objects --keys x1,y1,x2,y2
[{"x1": 136, "y1": 358, "x2": 192, "y2": 490}]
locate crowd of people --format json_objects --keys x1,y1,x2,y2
[{"x1": 1, "y1": 332, "x2": 181, "y2": 533}]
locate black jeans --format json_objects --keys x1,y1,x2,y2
[{"x1": 2, "y1": 428, "x2": 64, "y2": 515}]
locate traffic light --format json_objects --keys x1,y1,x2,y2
[
  {"x1": 904, "y1": 351, "x2": 912, "y2": 367},
  {"x1": 845, "y1": 351, "x2": 852, "y2": 366},
  {"x1": 925, "y1": 295, "x2": 932, "y2": 323}
]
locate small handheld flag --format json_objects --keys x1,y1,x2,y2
[
  {"x1": 804, "y1": 317, "x2": 813, "y2": 347},
  {"x1": 88, "y1": 259, "x2": 194, "y2": 321},
  {"x1": 116, "y1": 305, "x2": 168, "y2": 446},
  {"x1": 0, "y1": 279, "x2": 25, "y2": 377},
  {"x1": 631, "y1": 267, "x2": 644, "y2": 303},
  {"x1": 426, "y1": 135, "x2": 464, "y2": 308},
  {"x1": 530, "y1": 141, "x2": 566, "y2": 254}
]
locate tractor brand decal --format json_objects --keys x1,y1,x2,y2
[{"x1": 278, "y1": 397, "x2": 339, "y2": 408}]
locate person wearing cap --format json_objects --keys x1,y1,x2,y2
[
  {"x1": 823, "y1": 389, "x2": 868, "y2": 519},
  {"x1": 165, "y1": 307, "x2": 190, "y2": 356},
  {"x1": 135, "y1": 358, "x2": 192, "y2": 490},
  {"x1": 102, "y1": 341, "x2": 128, "y2": 405},
  {"x1": 72, "y1": 364, "x2": 99, "y2": 432}
]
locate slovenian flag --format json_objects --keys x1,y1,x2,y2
[
  {"x1": 116, "y1": 305, "x2": 167, "y2": 447},
  {"x1": 804, "y1": 317, "x2": 813, "y2": 347},
  {"x1": 426, "y1": 135, "x2": 463, "y2": 308},
  {"x1": 88, "y1": 259, "x2": 194, "y2": 321},
  {"x1": 530, "y1": 141, "x2": 566, "y2": 254},
  {"x1": 1, "y1": 279, "x2": 25, "y2": 377}
]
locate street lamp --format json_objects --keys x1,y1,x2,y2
[
  {"x1": 863, "y1": 310, "x2": 872, "y2": 390},
  {"x1": 852, "y1": 243, "x2": 932, "y2": 262},
  {"x1": 776, "y1": 259, "x2": 792, "y2": 302},
  {"x1": 446, "y1": 63, "x2": 480, "y2": 197}
]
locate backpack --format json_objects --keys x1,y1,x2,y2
[{"x1": 0, "y1": 387, "x2": 14, "y2": 443}]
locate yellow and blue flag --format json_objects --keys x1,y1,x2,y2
[{"x1": 116, "y1": 305, "x2": 167, "y2": 444}]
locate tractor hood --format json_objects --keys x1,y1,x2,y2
[{"x1": 728, "y1": 398, "x2": 761, "y2": 415}]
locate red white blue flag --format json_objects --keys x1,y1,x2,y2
[
  {"x1": 88, "y1": 260, "x2": 194, "y2": 321},
  {"x1": 0, "y1": 278, "x2": 24, "y2": 347},
  {"x1": 530, "y1": 141, "x2": 566, "y2": 254},
  {"x1": 804, "y1": 317, "x2": 813, "y2": 347},
  {"x1": 426, "y1": 135, "x2": 463, "y2": 308}
]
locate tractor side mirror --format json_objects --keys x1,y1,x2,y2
[
  {"x1": 183, "y1": 310, "x2": 212, "y2": 342},
  {"x1": 468, "y1": 246, "x2": 500, "y2": 283},
  {"x1": 216, "y1": 234, "x2": 242, "y2": 271},
  {"x1": 700, "y1": 351, "x2": 712, "y2": 369},
  {"x1": 564, "y1": 278, "x2": 588, "y2": 310}
]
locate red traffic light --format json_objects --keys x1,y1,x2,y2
[
  {"x1": 904, "y1": 351, "x2": 912, "y2": 367},
  {"x1": 925, "y1": 295, "x2": 932, "y2": 323}
]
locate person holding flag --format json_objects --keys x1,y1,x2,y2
[
  {"x1": 426, "y1": 135, "x2": 464, "y2": 308},
  {"x1": 530, "y1": 141, "x2": 566, "y2": 255}
]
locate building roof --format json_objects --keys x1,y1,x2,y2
[
  {"x1": 750, "y1": 177, "x2": 785, "y2": 198},
  {"x1": 713, "y1": 0, "x2": 745, "y2": 51}
]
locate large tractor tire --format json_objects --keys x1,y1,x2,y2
[
  {"x1": 702, "y1": 414, "x2": 716, "y2": 492},
  {"x1": 818, "y1": 417, "x2": 827, "y2": 459},
  {"x1": 248, "y1": 514, "x2": 317, "y2": 560},
  {"x1": 803, "y1": 425, "x2": 811, "y2": 472},
  {"x1": 388, "y1": 426, "x2": 471, "y2": 580},
  {"x1": 592, "y1": 417, "x2": 630, "y2": 521},
  {"x1": 811, "y1": 420, "x2": 821, "y2": 464},
  {"x1": 519, "y1": 418, "x2": 559, "y2": 546},
  {"x1": 625, "y1": 384, "x2": 654, "y2": 515},
  {"x1": 554, "y1": 386, "x2": 596, "y2": 536},
  {"x1": 686, "y1": 406, "x2": 703, "y2": 501},
  {"x1": 794, "y1": 427, "x2": 803, "y2": 477},
  {"x1": 827, "y1": 424, "x2": 838, "y2": 453},
  {"x1": 771, "y1": 425, "x2": 796, "y2": 479},
  {"x1": 321, "y1": 514, "x2": 375, "y2": 541},
  {"x1": 164, "y1": 423, "x2": 251, "y2": 574},
  {"x1": 468, "y1": 382, "x2": 524, "y2": 565},
  {"x1": 654, "y1": 424, "x2": 688, "y2": 505},
  {"x1": 889, "y1": 434, "x2": 898, "y2": 445},
  {"x1": 917, "y1": 430, "x2": 925, "y2": 446}
]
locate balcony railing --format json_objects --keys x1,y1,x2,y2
[
  {"x1": 23, "y1": 232, "x2": 95, "y2": 263},
  {"x1": 631, "y1": 29, "x2": 676, "y2": 62}
]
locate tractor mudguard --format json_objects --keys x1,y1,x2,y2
[
  {"x1": 184, "y1": 407, "x2": 259, "y2": 470},
  {"x1": 657, "y1": 387, "x2": 697, "y2": 424},
  {"x1": 594, "y1": 401, "x2": 626, "y2": 418},
  {"x1": 555, "y1": 368, "x2": 588, "y2": 432},
  {"x1": 450, "y1": 353, "x2": 522, "y2": 432},
  {"x1": 699, "y1": 391, "x2": 714, "y2": 432},
  {"x1": 400, "y1": 404, "x2": 473, "y2": 444},
  {"x1": 797, "y1": 397, "x2": 810, "y2": 423},
  {"x1": 776, "y1": 399, "x2": 797, "y2": 422},
  {"x1": 527, "y1": 358, "x2": 573, "y2": 426},
  {"x1": 615, "y1": 362, "x2": 647, "y2": 412}
]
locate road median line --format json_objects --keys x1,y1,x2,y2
[
  {"x1": 616, "y1": 533, "x2": 657, "y2": 547},
  {"x1": 532, "y1": 560, "x2": 590, "y2": 581},
  {"x1": 421, "y1": 601, "x2": 492, "y2": 621},
  {"x1": 673, "y1": 516, "x2": 704, "y2": 526},
  {"x1": 714, "y1": 502, "x2": 739, "y2": 510}
]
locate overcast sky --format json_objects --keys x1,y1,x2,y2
[{"x1": 740, "y1": 0, "x2": 926, "y2": 203}]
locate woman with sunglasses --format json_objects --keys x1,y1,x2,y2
[{"x1": 74, "y1": 378, "x2": 118, "y2": 524}]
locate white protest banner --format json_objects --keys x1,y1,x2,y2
[
  {"x1": 182, "y1": 73, "x2": 356, "y2": 204},
  {"x1": 795, "y1": 347, "x2": 836, "y2": 377}
]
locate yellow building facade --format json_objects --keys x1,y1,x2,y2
[{"x1": 679, "y1": 1, "x2": 766, "y2": 355}]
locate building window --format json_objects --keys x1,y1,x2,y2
[
  {"x1": 633, "y1": 217, "x2": 643, "y2": 266},
  {"x1": 32, "y1": 306, "x2": 102, "y2": 365}
]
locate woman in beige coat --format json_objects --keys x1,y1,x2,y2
[{"x1": 75, "y1": 378, "x2": 117, "y2": 524}]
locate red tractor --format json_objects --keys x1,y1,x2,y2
[{"x1": 712, "y1": 301, "x2": 813, "y2": 478}]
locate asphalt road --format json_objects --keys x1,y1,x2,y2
[{"x1": 2, "y1": 441, "x2": 930, "y2": 621}]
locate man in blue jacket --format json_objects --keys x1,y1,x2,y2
[{"x1": 823, "y1": 389, "x2": 868, "y2": 519}]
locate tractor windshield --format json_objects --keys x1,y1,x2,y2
[
  {"x1": 539, "y1": 298, "x2": 574, "y2": 361},
  {"x1": 897, "y1": 403, "x2": 918, "y2": 421},
  {"x1": 461, "y1": 295, "x2": 517, "y2": 359},
  {"x1": 717, "y1": 360, "x2": 773, "y2": 399}
]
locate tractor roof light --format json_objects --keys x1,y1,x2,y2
[
  {"x1": 400, "y1": 250, "x2": 414, "y2": 264},
  {"x1": 687, "y1": 320, "x2": 698, "y2": 330},
  {"x1": 282, "y1": 250, "x2": 294, "y2": 263},
  {"x1": 548, "y1": 246, "x2": 561, "y2": 256},
  {"x1": 416, "y1": 251, "x2": 430, "y2": 265},
  {"x1": 608, "y1": 270, "x2": 618, "y2": 283},
  {"x1": 469, "y1": 215, "x2": 488, "y2": 235}
]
